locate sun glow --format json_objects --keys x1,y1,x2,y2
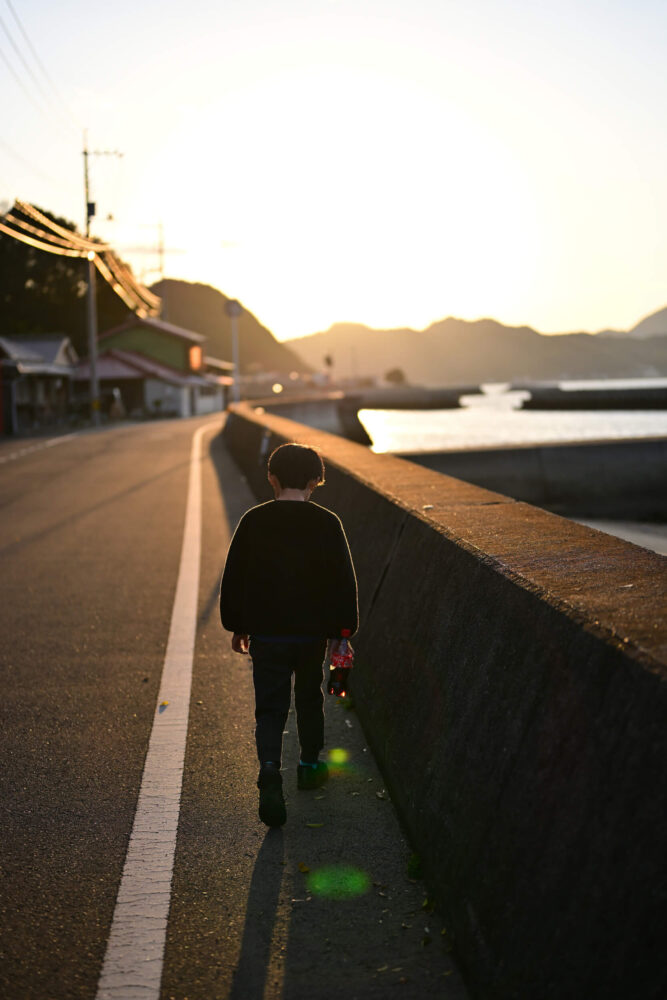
[
  {"x1": 14, "y1": 1, "x2": 663, "y2": 342},
  {"x1": 125, "y1": 65, "x2": 542, "y2": 339}
]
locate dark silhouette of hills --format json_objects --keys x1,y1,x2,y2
[
  {"x1": 628, "y1": 305, "x2": 667, "y2": 338},
  {"x1": 150, "y1": 279, "x2": 308, "y2": 374},
  {"x1": 147, "y1": 282, "x2": 667, "y2": 384},
  {"x1": 287, "y1": 313, "x2": 667, "y2": 385}
]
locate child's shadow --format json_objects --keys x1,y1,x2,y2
[{"x1": 229, "y1": 828, "x2": 285, "y2": 1000}]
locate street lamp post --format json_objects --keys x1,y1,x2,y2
[{"x1": 226, "y1": 299, "x2": 242, "y2": 403}]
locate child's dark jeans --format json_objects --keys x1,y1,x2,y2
[{"x1": 249, "y1": 637, "x2": 328, "y2": 766}]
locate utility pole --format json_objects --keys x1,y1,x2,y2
[
  {"x1": 158, "y1": 221, "x2": 165, "y2": 281},
  {"x1": 83, "y1": 130, "x2": 123, "y2": 426},
  {"x1": 154, "y1": 222, "x2": 166, "y2": 319},
  {"x1": 226, "y1": 299, "x2": 242, "y2": 403}
]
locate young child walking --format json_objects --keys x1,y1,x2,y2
[{"x1": 219, "y1": 442, "x2": 358, "y2": 827}]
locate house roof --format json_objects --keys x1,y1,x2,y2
[
  {"x1": 0, "y1": 336, "x2": 44, "y2": 363},
  {"x1": 74, "y1": 353, "x2": 145, "y2": 382},
  {"x1": 205, "y1": 355, "x2": 235, "y2": 374},
  {"x1": 75, "y1": 348, "x2": 222, "y2": 388},
  {"x1": 203, "y1": 370, "x2": 234, "y2": 386},
  {"x1": 99, "y1": 315, "x2": 206, "y2": 345},
  {"x1": 0, "y1": 335, "x2": 78, "y2": 373},
  {"x1": 16, "y1": 336, "x2": 78, "y2": 366}
]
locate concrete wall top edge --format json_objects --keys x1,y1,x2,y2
[
  {"x1": 229, "y1": 403, "x2": 667, "y2": 672},
  {"x1": 399, "y1": 434, "x2": 667, "y2": 457}
]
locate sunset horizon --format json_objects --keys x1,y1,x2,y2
[{"x1": 2, "y1": 0, "x2": 665, "y2": 343}]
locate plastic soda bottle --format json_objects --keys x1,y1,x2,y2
[{"x1": 327, "y1": 629, "x2": 354, "y2": 698}]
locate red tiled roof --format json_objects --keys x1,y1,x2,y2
[
  {"x1": 75, "y1": 349, "x2": 215, "y2": 387},
  {"x1": 74, "y1": 353, "x2": 145, "y2": 381}
]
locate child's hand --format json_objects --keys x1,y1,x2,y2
[{"x1": 232, "y1": 633, "x2": 249, "y2": 654}]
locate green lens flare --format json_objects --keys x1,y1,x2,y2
[
  {"x1": 307, "y1": 865, "x2": 371, "y2": 900},
  {"x1": 328, "y1": 748, "x2": 349, "y2": 765}
]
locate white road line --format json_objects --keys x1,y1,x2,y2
[
  {"x1": 0, "y1": 432, "x2": 78, "y2": 464},
  {"x1": 96, "y1": 421, "x2": 216, "y2": 1000}
]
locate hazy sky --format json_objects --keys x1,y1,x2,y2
[{"x1": 2, "y1": 0, "x2": 665, "y2": 340}]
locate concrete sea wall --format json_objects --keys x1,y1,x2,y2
[
  {"x1": 223, "y1": 403, "x2": 667, "y2": 1000},
  {"x1": 257, "y1": 395, "x2": 667, "y2": 519},
  {"x1": 521, "y1": 385, "x2": 667, "y2": 409},
  {"x1": 403, "y1": 437, "x2": 667, "y2": 519},
  {"x1": 262, "y1": 385, "x2": 479, "y2": 445},
  {"x1": 262, "y1": 393, "x2": 372, "y2": 445}
]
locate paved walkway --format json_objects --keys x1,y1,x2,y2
[{"x1": 0, "y1": 417, "x2": 469, "y2": 999}]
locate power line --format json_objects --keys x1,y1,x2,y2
[
  {"x1": 0, "y1": 217, "x2": 84, "y2": 257},
  {"x1": 0, "y1": 41, "x2": 52, "y2": 122},
  {"x1": 0, "y1": 200, "x2": 160, "y2": 316},
  {"x1": 4, "y1": 210, "x2": 105, "y2": 253},
  {"x1": 94, "y1": 251, "x2": 150, "y2": 316},
  {"x1": 16, "y1": 200, "x2": 108, "y2": 252},
  {"x1": 4, "y1": 211, "x2": 86, "y2": 249},
  {"x1": 0, "y1": 136, "x2": 60, "y2": 186},
  {"x1": 3, "y1": 0, "x2": 80, "y2": 130},
  {"x1": 0, "y1": 12, "x2": 71, "y2": 132},
  {"x1": 99, "y1": 248, "x2": 161, "y2": 311}
]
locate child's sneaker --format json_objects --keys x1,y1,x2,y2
[
  {"x1": 257, "y1": 763, "x2": 286, "y2": 827},
  {"x1": 297, "y1": 760, "x2": 329, "y2": 790}
]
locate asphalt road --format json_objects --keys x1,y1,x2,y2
[{"x1": 0, "y1": 417, "x2": 468, "y2": 1000}]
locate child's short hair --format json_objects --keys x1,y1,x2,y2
[{"x1": 268, "y1": 443, "x2": 325, "y2": 490}]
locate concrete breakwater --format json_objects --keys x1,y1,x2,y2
[
  {"x1": 262, "y1": 386, "x2": 478, "y2": 445},
  {"x1": 520, "y1": 384, "x2": 667, "y2": 409},
  {"x1": 223, "y1": 403, "x2": 667, "y2": 1000},
  {"x1": 403, "y1": 437, "x2": 667, "y2": 520},
  {"x1": 261, "y1": 392, "x2": 372, "y2": 445},
  {"x1": 258, "y1": 395, "x2": 667, "y2": 521}
]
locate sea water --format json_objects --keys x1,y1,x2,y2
[
  {"x1": 357, "y1": 384, "x2": 667, "y2": 556},
  {"x1": 358, "y1": 387, "x2": 667, "y2": 455}
]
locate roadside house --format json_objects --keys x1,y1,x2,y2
[
  {"x1": 74, "y1": 315, "x2": 233, "y2": 418},
  {"x1": 0, "y1": 335, "x2": 78, "y2": 434}
]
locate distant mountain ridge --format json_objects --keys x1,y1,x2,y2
[
  {"x1": 287, "y1": 310, "x2": 667, "y2": 385},
  {"x1": 149, "y1": 281, "x2": 667, "y2": 384},
  {"x1": 628, "y1": 305, "x2": 667, "y2": 338},
  {"x1": 150, "y1": 279, "x2": 307, "y2": 374}
]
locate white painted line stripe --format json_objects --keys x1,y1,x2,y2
[
  {"x1": 96, "y1": 422, "x2": 215, "y2": 1000},
  {"x1": 0, "y1": 432, "x2": 78, "y2": 464}
]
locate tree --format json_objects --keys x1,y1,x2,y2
[
  {"x1": 0, "y1": 205, "x2": 135, "y2": 355},
  {"x1": 385, "y1": 366, "x2": 407, "y2": 385}
]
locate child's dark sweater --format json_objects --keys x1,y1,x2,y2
[{"x1": 219, "y1": 499, "x2": 358, "y2": 638}]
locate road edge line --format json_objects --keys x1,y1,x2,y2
[{"x1": 95, "y1": 420, "x2": 217, "y2": 1000}]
